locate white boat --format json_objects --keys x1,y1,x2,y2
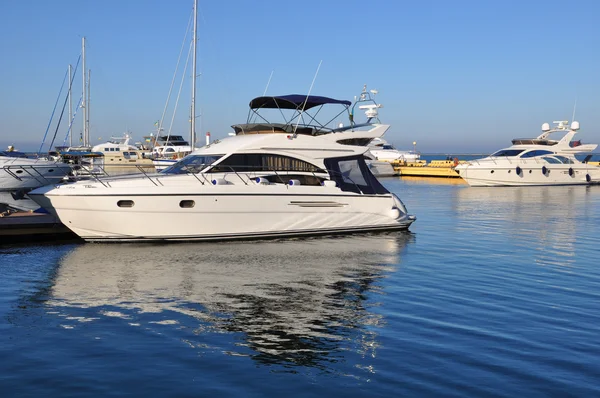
[
  {"x1": 28, "y1": 131, "x2": 416, "y2": 242},
  {"x1": 367, "y1": 137, "x2": 420, "y2": 163},
  {"x1": 0, "y1": 148, "x2": 72, "y2": 210},
  {"x1": 142, "y1": 133, "x2": 196, "y2": 171},
  {"x1": 455, "y1": 120, "x2": 600, "y2": 186},
  {"x1": 91, "y1": 133, "x2": 153, "y2": 170}
]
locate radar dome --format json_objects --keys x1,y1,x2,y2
[
  {"x1": 571, "y1": 121, "x2": 580, "y2": 130},
  {"x1": 541, "y1": 122, "x2": 550, "y2": 132}
]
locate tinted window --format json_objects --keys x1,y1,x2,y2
[
  {"x1": 521, "y1": 150, "x2": 554, "y2": 158},
  {"x1": 324, "y1": 155, "x2": 389, "y2": 194},
  {"x1": 337, "y1": 138, "x2": 373, "y2": 146},
  {"x1": 210, "y1": 154, "x2": 324, "y2": 173},
  {"x1": 490, "y1": 149, "x2": 524, "y2": 157},
  {"x1": 554, "y1": 155, "x2": 572, "y2": 164},
  {"x1": 542, "y1": 157, "x2": 562, "y2": 164},
  {"x1": 339, "y1": 159, "x2": 368, "y2": 186},
  {"x1": 162, "y1": 155, "x2": 223, "y2": 174}
]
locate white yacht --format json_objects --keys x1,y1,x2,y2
[
  {"x1": 91, "y1": 133, "x2": 153, "y2": 169},
  {"x1": 367, "y1": 137, "x2": 421, "y2": 163},
  {"x1": 455, "y1": 120, "x2": 600, "y2": 186},
  {"x1": 28, "y1": 130, "x2": 416, "y2": 242},
  {"x1": 142, "y1": 133, "x2": 196, "y2": 171},
  {"x1": 0, "y1": 148, "x2": 73, "y2": 210}
]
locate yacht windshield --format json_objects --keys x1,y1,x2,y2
[
  {"x1": 554, "y1": 155, "x2": 573, "y2": 164},
  {"x1": 161, "y1": 154, "x2": 224, "y2": 174},
  {"x1": 542, "y1": 155, "x2": 573, "y2": 164},
  {"x1": 520, "y1": 150, "x2": 554, "y2": 158},
  {"x1": 490, "y1": 149, "x2": 524, "y2": 157}
]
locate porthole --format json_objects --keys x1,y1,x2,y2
[
  {"x1": 179, "y1": 200, "x2": 195, "y2": 208},
  {"x1": 117, "y1": 200, "x2": 135, "y2": 208},
  {"x1": 16, "y1": 170, "x2": 23, "y2": 174},
  {"x1": 490, "y1": 170, "x2": 495, "y2": 174},
  {"x1": 508, "y1": 170, "x2": 511, "y2": 173},
  {"x1": 529, "y1": 170, "x2": 532, "y2": 173},
  {"x1": 48, "y1": 169, "x2": 54, "y2": 172}
]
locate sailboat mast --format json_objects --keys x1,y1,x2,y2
[
  {"x1": 87, "y1": 69, "x2": 91, "y2": 145},
  {"x1": 68, "y1": 64, "x2": 73, "y2": 147},
  {"x1": 81, "y1": 36, "x2": 87, "y2": 146},
  {"x1": 191, "y1": 0, "x2": 197, "y2": 149}
]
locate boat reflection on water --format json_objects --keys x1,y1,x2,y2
[
  {"x1": 399, "y1": 176, "x2": 468, "y2": 185},
  {"x1": 455, "y1": 185, "x2": 596, "y2": 267},
  {"x1": 49, "y1": 232, "x2": 414, "y2": 366}
]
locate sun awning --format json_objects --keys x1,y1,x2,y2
[{"x1": 249, "y1": 95, "x2": 351, "y2": 111}]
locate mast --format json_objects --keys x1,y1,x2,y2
[
  {"x1": 81, "y1": 36, "x2": 88, "y2": 146},
  {"x1": 191, "y1": 0, "x2": 197, "y2": 149},
  {"x1": 87, "y1": 69, "x2": 91, "y2": 145},
  {"x1": 68, "y1": 64, "x2": 73, "y2": 147}
]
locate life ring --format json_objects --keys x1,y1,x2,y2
[
  {"x1": 568, "y1": 167, "x2": 574, "y2": 177},
  {"x1": 453, "y1": 157, "x2": 459, "y2": 167},
  {"x1": 515, "y1": 166, "x2": 522, "y2": 175},
  {"x1": 542, "y1": 166, "x2": 547, "y2": 175},
  {"x1": 586, "y1": 174, "x2": 591, "y2": 183}
]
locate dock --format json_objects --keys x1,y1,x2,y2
[
  {"x1": 0, "y1": 209, "x2": 78, "y2": 244},
  {"x1": 392, "y1": 159, "x2": 462, "y2": 178}
]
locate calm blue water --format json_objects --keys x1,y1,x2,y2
[{"x1": 1, "y1": 178, "x2": 600, "y2": 397}]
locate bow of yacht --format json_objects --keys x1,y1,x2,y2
[{"x1": 29, "y1": 131, "x2": 415, "y2": 242}]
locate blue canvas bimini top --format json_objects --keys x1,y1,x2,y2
[{"x1": 249, "y1": 95, "x2": 351, "y2": 111}]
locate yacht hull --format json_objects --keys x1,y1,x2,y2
[
  {"x1": 0, "y1": 157, "x2": 72, "y2": 191},
  {"x1": 29, "y1": 185, "x2": 414, "y2": 242},
  {"x1": 457, "y1": 164, "x2": 600, "y2": 187}
]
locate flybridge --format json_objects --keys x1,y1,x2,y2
[
  {"x1": 233, "y1": 85, "x2": 383, "y2": 136},
  {"x1": 511, "y1": 120, "x2": 586, "y2": 147}
]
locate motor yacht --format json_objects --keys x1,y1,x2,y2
[
  {"x1": 91, "y1": 133, "x2": 153, "y2": 170},
  {"x1": 0, "y1": 147, "x2": 73, "y2": 210},
  {"x1": 455, "y1": 120, "x2": 600, "y2": 186},
  {"x1": 28, "y1": 127, "x2": 416, "y2": 242},
  {"x1": 141, "y1": 133, "x2": 196, "y2": 171},
  {"x1": 367, "y1": 137, "x2": 420, "y2": 163}
]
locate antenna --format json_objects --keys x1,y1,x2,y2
[
  {"x1": 263, "y1": 70, "x2": 274, "y2": 96},
  {"x1": 293, "y1": 60, "x2": 322, "y2": 137},
  {"x1": 571, "y1": 99, "x2": 577, "y2": 124}
]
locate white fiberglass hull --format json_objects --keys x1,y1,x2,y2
[
  {"x1": 456, "y1": 163, "x2": 600, "y2": 187},
  {"x1": 0, "y1": 156, "x2": 72, "y2": 192},
  {"x1": 29, "y1": 182, "x2": 414, "y2": 242}
]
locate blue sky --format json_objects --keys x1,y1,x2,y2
[{"x1": 1, "y1": 0, "x2": 599, "y2": 154}]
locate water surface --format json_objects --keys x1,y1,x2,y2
[{"x1": 1, "y1": 178, "x2": 599, "y2": 397}]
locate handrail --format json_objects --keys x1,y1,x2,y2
[
  {"x1": 3, "y1": 164, "x2": 68, "y2": 185},
  {"x1": 59, "y1": 163, "x2": 373, "y2": 194},
  {"x1": 77, "y1": 164, "x2": 110, "y2": 188},
  {"x1": 182, "y1": 165, "x2": 205, "y2": 185},
  {"x1": 135, "y1": 165, "x2": 162, "y2": 187}
]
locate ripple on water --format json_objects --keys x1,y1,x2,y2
[{"x1": 1, "y1": 181, "x2": 600, "y2": 396}]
